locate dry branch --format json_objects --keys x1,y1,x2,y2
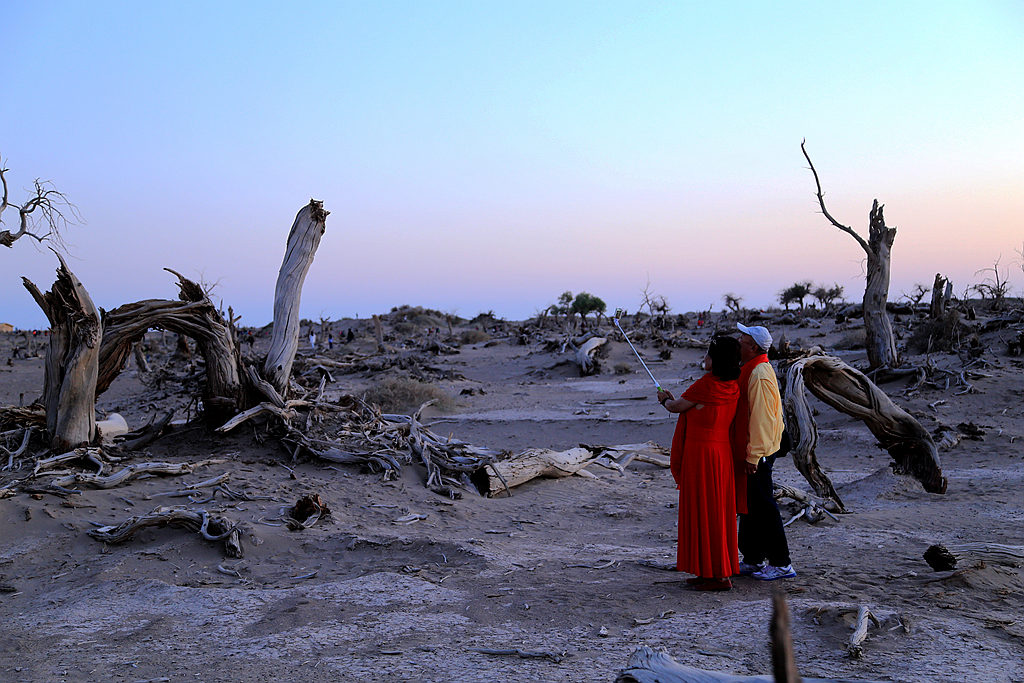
[
  {"x1": 46, "y1": 460, "x2": 223, "y2": 490},
  {"x1": 88, "y1": 505, "x2": 242, "y2": 557},
  {"x1": 847, "y1": 606, "x2": 880, "y2": 659}
]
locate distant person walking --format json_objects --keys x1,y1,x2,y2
[
  {"x1": 309, "y1": 330, "x2": 317, "y2": 351},
  {"x1": 657, "y1": 336, "x2": 742, "y2": 591},
  {"x1": 733, "y1": 323, "x2": 795, "y2": 581}
]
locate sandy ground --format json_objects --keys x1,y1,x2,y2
[{"x1": 1, "y1": 312, "x2": 1023, "y2": 682}]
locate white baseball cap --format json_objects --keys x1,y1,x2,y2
[{"x1": 736, "y1": 323, "x2": 772, "y2": 351}]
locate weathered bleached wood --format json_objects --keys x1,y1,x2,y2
[
  {"x1": 616, "y1": 645, "x2": 879, "y2": 683},
  {"x1": 847, "y1": 606, "x2": 879, "y2": 659},
  {"x1": 574, "y1": 336, "x2": 607, "y2": 376},
  {"x1": 88, "y1": 505, "x2": 242, "y2": 558},
  {"x1": 783, "y1": 357, "x2": 843, "y2": 508},
  {"x1": 47, "y1": 460, "x2": 222, "y2": 489},
  {"x1": 923, "y1": 542, "x2": 1024, "y2": 571},
  {"x1": 95, "y1": 413, "x2": 128, "y2": 443},
  {"x1": 23, "y1": 254, "x2": 102, "y2": 450},
  {"x1": 476, "y1": 447, "x2": 598, "y2": 496},
  {"x1": 785, "y1": 354, "x2": 946, "y2": 494},
  {"x1": 263, "y1": 199, "x2": 328, "y2": 396}
]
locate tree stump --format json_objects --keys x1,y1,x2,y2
[{"x1": 22, "y1": 254, "x2": 102, "y2": 450}]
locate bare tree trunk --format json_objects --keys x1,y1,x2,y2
[
  {"x1": 929, "y1": 273, "x2": 952, "y2": 320},
  {"x1": 802, "y1": 142, "x2": 899, "y2": 369},
  {"x1": 263, "y1": 200, "x2": 328, "y2": 395},
  {"x1": 786, "y1": 354, "x2": 946, "y2": 494},
  {"x1": 22, "y1": 254, "x2": 101, "y2": 450},
  {"x1": 862, "y1": 201, "x2": 898, "y2": 368}
]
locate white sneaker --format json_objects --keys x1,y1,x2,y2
[
  {"x1": 739, "y1": 560, "x2": 766, "y2": 576},
  {"x1": 753, "y1": 564, "x2": 797, "y2": 581}
]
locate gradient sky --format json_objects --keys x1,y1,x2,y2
[{"x1": 2, "y1": 1, "x2": 1022, "y2": 329}]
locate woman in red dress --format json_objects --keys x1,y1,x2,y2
[{"x1": 656, "y1": 336, "x2": 742, "y2": 591}]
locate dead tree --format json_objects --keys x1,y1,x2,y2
[
  {"x1": 97, "y1": 270, "x2": 244, "y2": 425},
  {"x1": 22, "y1": 254, "x2": 102, "y2": 451},
  {"x1": 263, "y1": 200, "x2": 329, "y2": 396},
  {"x1": 785, "y1": 354, "x2": 947, "y2": 496},
  {"x1": 802, "y1": 141, "x2": 898, "y2": 370},
  {"x1": 929, "y1": 274, "x2": 952, "y2": 319},
  {"x1": 0, "y1": 155, "x2": 78, "y2": 249}
]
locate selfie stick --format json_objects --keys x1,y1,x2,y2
[{"x1": 612, "y1": 309, "x2": 662, "y2": 392}]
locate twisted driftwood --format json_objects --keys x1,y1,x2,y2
[
  {"x1": 45, "y1": 460, "x2": 222, "y2": 490},
  {"x1": 783, "y1": 357, "x2": 844, "y2": 508},
  {"x1": 88, "y1": 505, "x2": 242, "y2": 558},
  {"x1": 784, "y1": 355, "x2": 946, "y2": 499}
]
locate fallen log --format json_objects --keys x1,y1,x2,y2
[
  {"x1": 474, "y1": 447, "x2": 598, "y2": 497},
  {"x1": 923, "y1": 542, "x2": 1024, "y2": 571},
  {"x1": 88, "y1": 505, "x2": 242, "y2": 558}
]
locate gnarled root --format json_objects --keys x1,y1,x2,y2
[{"x1": 88, "y1": 505, "x2": 242, "y2": 557}]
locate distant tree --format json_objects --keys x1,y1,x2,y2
[
  {"x1": 971, "y1": 257, "x2": 1011, "y2": 310},
  {"x1": 640, "y1": 280, "x2": 671, "y2": 324},
  {"x1": 812, "y1": 283, "x2": 845, "y2": 310},
  {"x1": 549, "y1": 291, "x2": 574, "y2": 317},
  {"x1": 0, "y1": 154, "x2": 79, "y2": 250},
  {"x1": 900, "y1": 283, "x2": 930, "y2": 307},
  {"x1": 571, "y1": 292, "x2": 606, "y2": 329},
  {"x1": 722, "y1": 293, "x2": 743, "y2": 315},
  {"x1": 779, "y1": 282, "x2": 813, "y2": 310}
]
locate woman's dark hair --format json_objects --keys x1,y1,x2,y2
[{"x1": 708, "y1": 335, "x2": 741, "y2": 381}]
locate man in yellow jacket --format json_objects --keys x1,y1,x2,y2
[{"x1": 735, "y1": 323, "x2": 795, "y2": 581}]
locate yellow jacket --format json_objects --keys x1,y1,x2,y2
[{"x1": 746, "y1": 361, "x2": 784, "y2": 464}]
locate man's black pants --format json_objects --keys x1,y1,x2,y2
[{"x1": 738, "y1": 451, "x2": 791, "y2": 567}]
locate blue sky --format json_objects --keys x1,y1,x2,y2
[{"x1": 2, "y1": 1, "x2": 1022, "y2": 328}]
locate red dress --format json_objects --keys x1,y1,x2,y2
[{"x1": 670, "y1": 374, "x2": 740, "y2": 578}]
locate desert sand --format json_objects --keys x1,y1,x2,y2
[{"x1": 1, "y1": 308, "x2": 1022, "y2": 682}]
